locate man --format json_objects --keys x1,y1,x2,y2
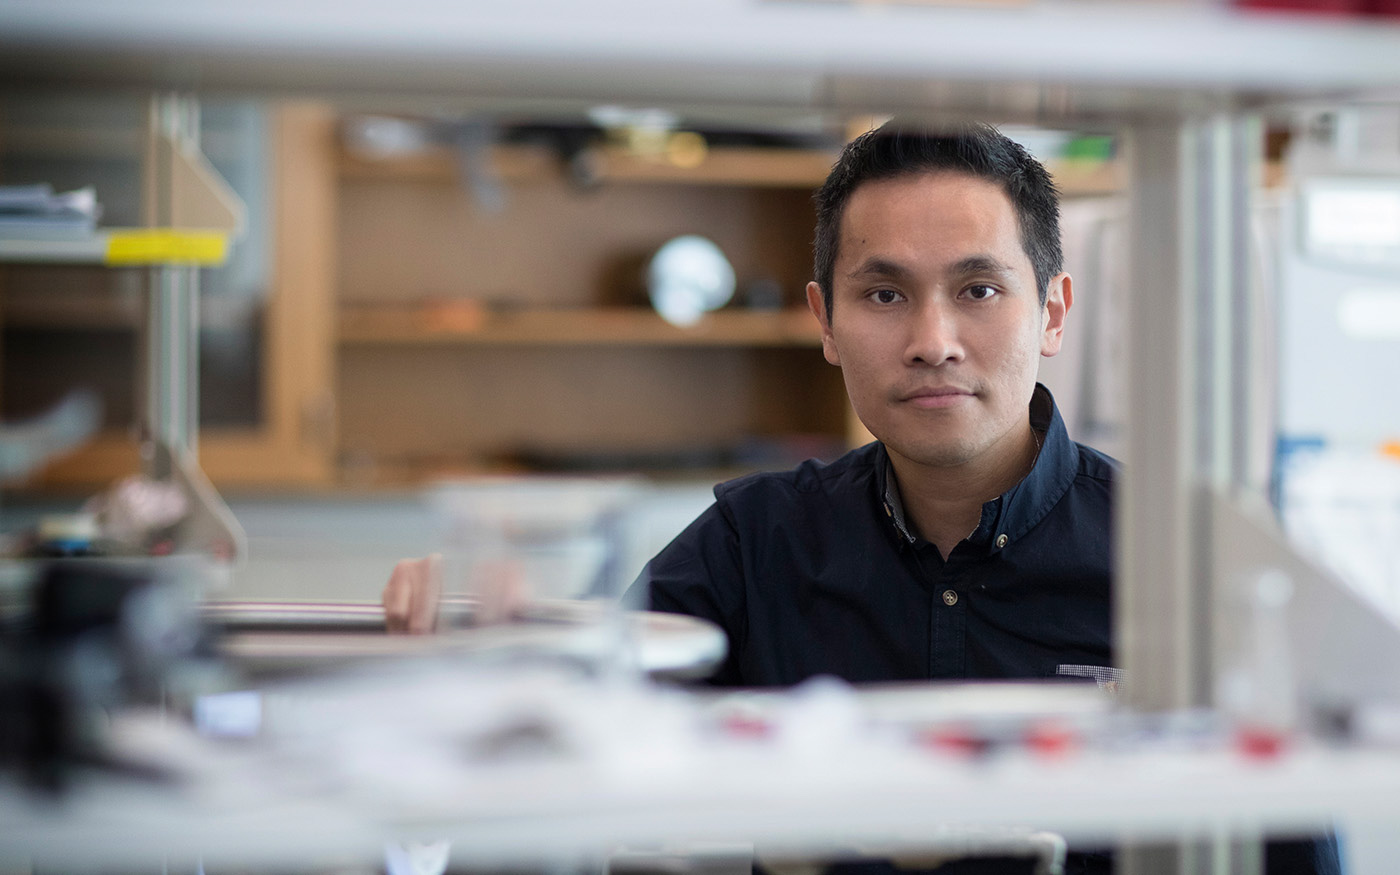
[
  {"x1": 383, "y1": 121, "x2": 1330, "y2": 874},
  {"x1": 634, "y1": 120, "x2": 1116, "y2": 690},
  {"x1": 631, "y1": 121, "x2": 1332, "y2": 875}
]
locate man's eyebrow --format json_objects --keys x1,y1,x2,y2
[
  {"x1": 846, "y1": 255, "x2": 1017, "y2": 282},
  {"x1": 846, "y1": 257, "x2": 912, "y2": 280},
  {"x1": 949, "y1": 255, "x2": 1016, "y2": 277}
]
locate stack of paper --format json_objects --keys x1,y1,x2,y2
[{"x1": 0, "y1": 184, "x2": 102, "y2": 239}]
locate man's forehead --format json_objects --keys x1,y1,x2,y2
[
  {"x1": 834, "y1": 171, "x2": 1027, "y2": 275},
  {"x1": 841, "y1": 169, "x2": 1013, "y2": 224}
]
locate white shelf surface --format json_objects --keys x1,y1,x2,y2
[
  {"x1": 2, "y1": 2, "x2": 1400, "y2": 116},
  {"x1": 0, "y1": 234, "x2": 107, "y2": 263},
  {"x1": 0, "y1": 690, "x2": 1397, "y2": 870},
  {"x1": 0, "y1": 229, "x2": 229, "y2": 266}
]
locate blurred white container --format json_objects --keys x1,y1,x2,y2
[
  {"x1": 429, "y1": 477, "x2": 645, "y2": 622},
  {"x1": 1279, "y1": 448, "x2": 1400, "y2": 621}
]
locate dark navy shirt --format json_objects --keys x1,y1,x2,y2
[
  {"x1": 634, "y1": 385, "x2": 1338, "y2": 875},
  {"x1": 638, "y1": 384, "x2": 1118, "y2": 688}
]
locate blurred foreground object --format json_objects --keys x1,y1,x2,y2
[
  {"x1": 208, "y1": 597, "x2": 726, "y2": 682},
  {"x1": 84, "y1": 477, "x2": 188, "y2": 548},
  {"x1": 431, "y1": 476, "x2": 642, "y2": 607},
  {"x1": 383, "y1": 478, "x2": 644, "y2": 639},
  {"x1": 0, "y1": 559, "x2": 212, "y2": 793},
  {"x1": 82, "y1": 462, "x2": 245, "y2": 562},
  {"x1": 1235, "y1": 0, "x2": 1400, "y2": 16},
  {"x1": 0, "y1": 390, "x2": 101, "y2": 482},
  {"x1": 1278, "y1": 449, "x2": 1400, "y2": 620}
]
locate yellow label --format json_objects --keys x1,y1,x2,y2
[{"x1": 104, "y1": 230, "x2": 229, "y2": 266}]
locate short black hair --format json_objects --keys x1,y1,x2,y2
[{"x1": 812, "y1": 120, "x2": 1062, "y2": 319}]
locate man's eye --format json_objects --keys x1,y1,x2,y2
[
  {"x1": 871, "y1": 289, "x2": 905, "y2": 304},
  {"x1": 965, "y1": 284, "x2": 998, "y2": 301}
]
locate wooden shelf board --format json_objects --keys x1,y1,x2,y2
[
  {"x1": 340, "y1": 143, "x2": 839, "y2": 189},
  {"x1": 337, "y1": 305, "x2": 824, "y2": 347},
  {"x1": 339, "y1": 141, "x2": 1134, "y2": 196},
  {"x1": 592, "y1": 146, "x2": 837, "y2": 188},
  {"x1": 338, "y1": 142, "x2": 562, "y2": 183}
]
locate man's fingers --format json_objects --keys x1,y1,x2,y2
[
  {"x1": 408, "y1": 552, "x2": 444, "y2": 634},
  {"x1": 383, "y1": 558, "x2": 422, "y2": 634}
]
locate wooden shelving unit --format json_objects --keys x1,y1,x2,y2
[
  {"x1": 331, "y1": 113, "x2": 845, "y2": 482},
  {"x1": 340, "y1": 141, "x2": 1126, "y2": 196},
  {"x1": 337, "y1": 304, "x2": 823, "y2": 347}
]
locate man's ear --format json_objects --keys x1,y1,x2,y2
[
  {"x1": 1040, "y1": 272, "x2": 1073, "y2": 357},
  {"x1": 806, "y1": 281, "x2": 841, "y2": 366}
]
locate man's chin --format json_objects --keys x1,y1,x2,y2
[{"x1": 882, "y1": 437, "x2": 981, "y2": 470}]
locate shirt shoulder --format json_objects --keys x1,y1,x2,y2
[
  {"x1": 1073, "y1": 441, "x2": 1119, "y2": 486},
  {"x1": 713, "y1": 442, "x2": 883, "y2": 510}
]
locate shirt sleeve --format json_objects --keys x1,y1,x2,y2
[{"x1": 623, "y1": 497, "x2": 748, "y2": 685}]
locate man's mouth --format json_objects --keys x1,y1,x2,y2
[{"x1": 899, "y1": 387, "x2": 975, "y2": 409}]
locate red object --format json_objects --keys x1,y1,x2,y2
[
  {"x1": 1236, "y1": 726, "x2": 1290, "y2": 760},
  {"x1": 1235, "y1": 0, "x2": 1363, "y2": 12},
  {"x1": 720, "y1": 714, "x2": 772, "y2": 740},
  {"x1": 1024, "y1": 723, "x2": 1079, "y2": 759},
  {"x1": 918, "y1": 726, "x2": 993, "y2": 758}
]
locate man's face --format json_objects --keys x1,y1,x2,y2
[{"x1": 806, "y1": 171, "x2": 1070, "y2": 473}]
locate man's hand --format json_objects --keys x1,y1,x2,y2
[{"x1": 383, "y1": 553, "x2": 443, "y2": 634}]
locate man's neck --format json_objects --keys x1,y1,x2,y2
[{"x1": 888, "y1": 424, "x2": 1041, "y2": 561}]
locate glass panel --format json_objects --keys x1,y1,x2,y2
[
  {"x1": 0, "y1": 93, "x2": 270, "y2": 433},
  {"x1": 1270, "y1": 107, "x2": 1400, "y2": 620}
]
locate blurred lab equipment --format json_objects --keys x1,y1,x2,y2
[
  {"x1": 201, "y1": 477, "x2": 725, "y2": 681},
  {"x1": 205, "y1": 596, "x2": 726, "y2": 682},
  {"x1": 430, "y1": 476, "x2": 642, "y2": 608},
  {"x1": 430, "y1": 476, "x2": 646, "y2": 674},
  {"x1": 0, "y1": 558, "x2": 212, "y2": 792}
]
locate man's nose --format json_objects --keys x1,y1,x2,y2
[{"x1": 904, "y1": 301, "x2": 963, "y2": 366}]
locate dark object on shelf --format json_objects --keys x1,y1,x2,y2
[
  {"x1": 743, "y1": 277, "x2": 786, "y2": 311},
  {"x1": 0, "y1": 560, "x2": 211, "y2": 793}
]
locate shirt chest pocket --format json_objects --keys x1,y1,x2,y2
[{"x1": 1054, "y1": 664, "x2": 1124, "y2": 696}]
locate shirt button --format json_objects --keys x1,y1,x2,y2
[
  {"x1": 995, "y1": 534, "x2": 1008, "y2": 549},
  {"x1": 942, "y1": 590, "x2": 958, "y2": 607}
]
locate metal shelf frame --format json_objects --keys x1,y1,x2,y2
[{"x1": 0, "y1": 94, "x2": 247, "y2": 557}]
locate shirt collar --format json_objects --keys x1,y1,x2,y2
[
  {"x1": 878, "y1": 455, "x2": 917, "y2": 544},
  {"x1": 876, "y1": 383, "x2": 1078, "y2": 554}
]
